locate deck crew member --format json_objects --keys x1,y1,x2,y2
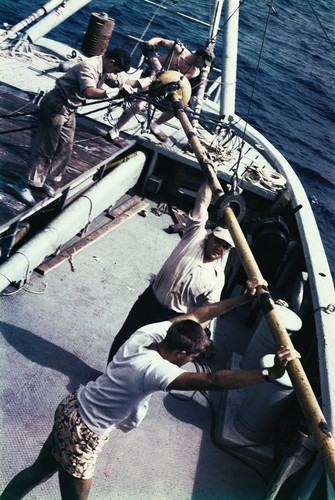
[
  {"x1": 107, "y1": 181, "x2": 234, "y2": 363},
  {"x1": 0, "y1": 276, "x2": 301, "y2": 500},
  {"x1": 106, "y1": 37, "x2": 214, "y2": 143},
  {"x1": 12, "y1": 48, "x2": 133, "y2": 206}
]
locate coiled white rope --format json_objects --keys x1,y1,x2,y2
[{"x1": 243, "y1": 165, "x2": 287, "y2": 191}]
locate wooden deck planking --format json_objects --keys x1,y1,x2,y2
[{"x1": 0, "y1": 85, "x2": 136, "y2": 236}]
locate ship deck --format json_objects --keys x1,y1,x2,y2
[
  {"x1": 0, "y1": 81, "x2": 278, "y2": 266},
  {"x1": 0, "y1": 195, "x2": 271, "y2": 500},
  {"x1": 0, "y1": 51, "x2": 291, "y2": 499}
]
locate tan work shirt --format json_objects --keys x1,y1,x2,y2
[
  {"x1": 55, "y1": 55, "x2": 126, "y2": 108},
  {"x1": 152, "y1": 212, "x2": 225, "y2": 314}
]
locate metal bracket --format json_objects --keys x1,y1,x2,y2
[{"x1": 214, "y1": 193, "x2": 246, "y2": 226}]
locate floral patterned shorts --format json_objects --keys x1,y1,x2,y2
[{"x1": 51, "y1": 392, "x2": 109, "y2": 479}]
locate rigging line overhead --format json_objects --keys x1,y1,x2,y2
[
  {"x1": 191, "y1": 0, "x2": 223, "y2": 129},
  {"x1": 307, "y1": 0, "x2": 335, "y2": 53},
  {"x1": 144, "y1": 0, "x2": 209, "y2": 27},
  {"x1": 241, "y1": 0, "x2": 274, "y2": 151},
  {"x1": 211, "y1": 0, "x2": 247, "y2": 45},
  {"x1": 131, "y1": 0, "x2": 166, "y2": 56}
]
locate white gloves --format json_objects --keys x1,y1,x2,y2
[
  {"x1": 137, "y1": 76, "x2": 154, "y2": 89},
  {"x1": 118, "y1": 83, "x2": 134, "y2": 97}
]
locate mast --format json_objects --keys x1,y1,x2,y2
[
  {"x1": 220, "y1": 0, "x2": 239, "y2": 117},
  {"x1": 191, "y1": 0, "x2": 224, "y2": 128}
]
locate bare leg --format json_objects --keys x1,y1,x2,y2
[
  {"x1": 116, "y1": 99, "x2": 146, "y2": 130},
  {"x1": 0, "y1": 433, "x2": 59, "y2": 500},
  {"x1": 106, "y1": 99, "x2": 146, "y2": 142},
  {"x1": 149, "y1": 111, "x2": 174, "y2": 142},
  {"x1": 154, "y1": 111, "x2": 173, "y2": 127},
  {"x1": 58, "y1": 468, "x2": 92, "y2": 500}
]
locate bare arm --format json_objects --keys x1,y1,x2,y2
[
  {"x1": 167, "y1": 346, "x2": 300, "y2": 391},
  {"x1": 190, "y1": 181, "x2": 212, "y2": 220},
  {"x1": 83, "y1": 86, "x2": 109, "y2": 100},
  {"x1": 168, "y1": 368, "x2": 264, "y2": 391},
  {"x1": 147, "y1": 37, "x2": 175, "y2": 48},
  {"x1": 170, "y1": 277, "x2": 267, "y2": 327},
  {"x1": 84, "y1": 77, "x2": 154, "y2": 101},
  {"x1": 147, "y1": 38, "x2": 191, "y2": 58},
  {"x1": 174, "y1": 293, "x2": 253, "y2": 326},
  {"x1": 142, "y1": 37, "x2": 173, "y2": 72}
]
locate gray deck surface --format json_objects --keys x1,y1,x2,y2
[{"x1": 0, "y1": 199, "x2": 268, "y2": 500}]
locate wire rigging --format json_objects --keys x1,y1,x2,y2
[
  {"x1": 241, "y1": 1, "x2": 274, "y2": 139},
  {"x1": 207, "y1": 0, "x2": 248, "y2": 47},
  {"x1": 131, "y1": 0, "x2": 167, "y2": 56},
  {"x1": 307, "y1": 0, "x2": 335, "y2": 53},
  {"x1": 226, "y1": 0, "x2": 274, "y2": 185}
]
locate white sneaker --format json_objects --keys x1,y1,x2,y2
[{"x1": 11, "y1": 182, "x2": 36, "y2": 206}]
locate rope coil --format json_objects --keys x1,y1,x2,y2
[{"x1": 243, "y1": 165, "x2": 287, "y2": 191}]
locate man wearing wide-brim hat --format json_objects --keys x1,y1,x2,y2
[{"x1": 107, "y1": 181, "x2": 234, "y2": 363}]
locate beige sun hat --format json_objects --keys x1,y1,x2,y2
[{"x1": 211, "y1": 226, "x2": 235, "y2": 247}]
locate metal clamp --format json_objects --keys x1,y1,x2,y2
[{"x1": 214, "y1": 193, "x2": 246, "y2": 225}]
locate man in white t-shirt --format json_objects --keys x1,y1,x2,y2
[
  {"x1": 107, "y1": 181, "x2": 235, "y2": 363},
  {"x1": 0, "y1": 278, "x2": 300, "y2": 500}
]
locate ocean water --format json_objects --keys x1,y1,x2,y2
[{"x1": 0, "y1": 0, "x2": 334, "y2": 280}]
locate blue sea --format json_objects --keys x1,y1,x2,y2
[{"x1": 1, "y1": 0, "x2": 334, "y2": 280}]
